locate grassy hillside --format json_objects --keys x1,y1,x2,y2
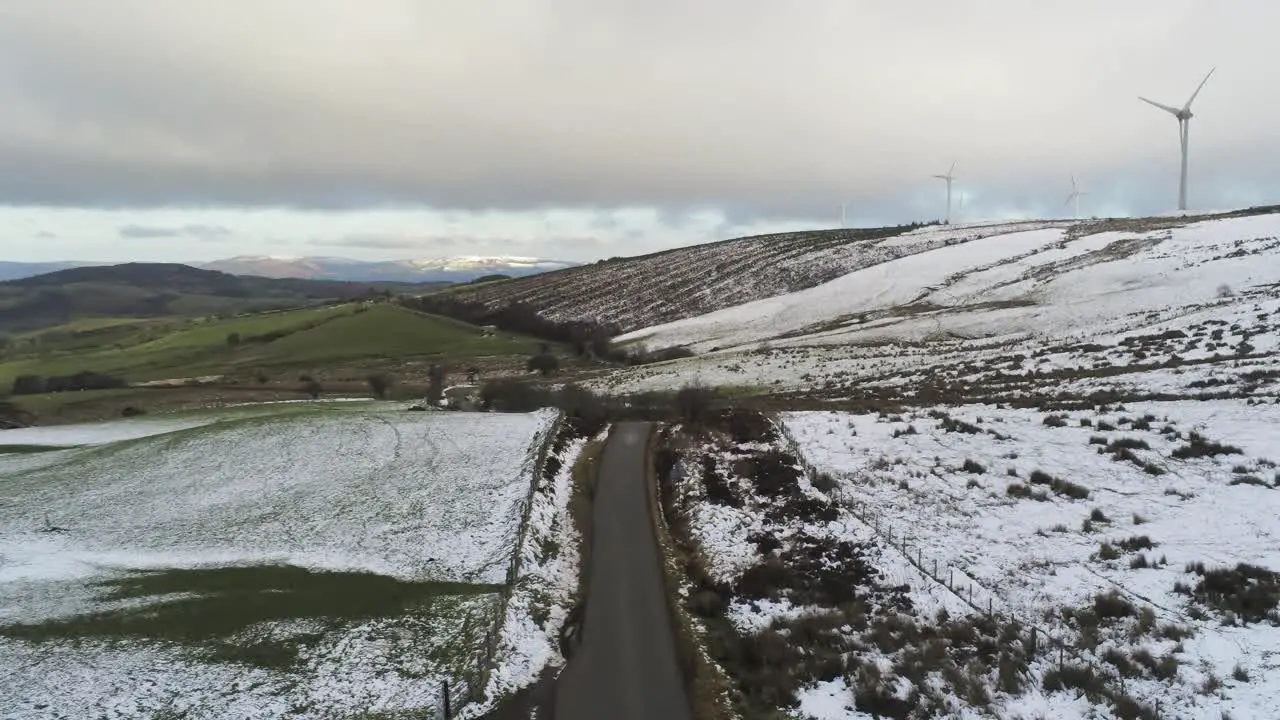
[
  {"x1": 0, "y1": 303, "x2": 535, "y2": 391},
  {"x1": 239, "y1": 305, "x2": 534, "y2": 365},
  {"x1": 0, "y1": 262, "x2": 438, "y2": 333}
]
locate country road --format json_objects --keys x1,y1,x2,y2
[{"x1": 553, "y1": 422, "x2": 690, "y2": 720}]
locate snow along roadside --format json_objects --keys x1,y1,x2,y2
[{"x1": 460, "y1": 426, "x2": 603, "y2": 716}]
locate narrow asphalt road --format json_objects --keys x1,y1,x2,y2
[{"x1": 553, "y1": 422, "x2": 691, "y2": 720}]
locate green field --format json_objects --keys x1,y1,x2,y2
[{"x1": 0, "y1": 303, "x2": 537, "y2": 389}]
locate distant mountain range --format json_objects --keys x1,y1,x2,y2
[{"x1": 0, "y1": 256, "x2": 579, "y2": 284}]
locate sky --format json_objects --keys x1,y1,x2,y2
[{"x1": 1, "y1": 1, "x2": 1278, "y2": 264}]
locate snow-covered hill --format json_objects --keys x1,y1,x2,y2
[
  {"x1": 619, "y1": 211, "x2": 1280, "y2": 354},
  {"x1": 590, "y1": 208, "x2": 1280, "y2": 410},
  {"x1": 444, "y1": 221, "x2": 1014, "y2": 332}
]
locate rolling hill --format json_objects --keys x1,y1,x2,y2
[
  {"x1": 438, "y1": 221, "x2": 1072, "y2": 332},
  {"x1": 0, "y1": 303, "x2": 536, "y2": 390},
  {"x1": 0, "y1": 263, "x2": 439, "y2": 333},
  {"x1": 588, "y1": 206, "x2": 1280, "y2": 413},
  {"x1": 619, "y1": 211, "x2": 1280, "y2": 353}
]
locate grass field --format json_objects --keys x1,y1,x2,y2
[
  {"x1": 0, "y1": 303, "x2": 536, "y2": 390},
  {"x1": 0, "y1": 403, "x2": 558, "y2": 718},
  {"x1": 240, "y1": 305, "x2": 534, "y2": 366}
]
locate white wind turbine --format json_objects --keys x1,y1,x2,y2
[
  {"x1": 1065, "y1": 172, "x2": 1088, "y2": 219},
  {"x1": 933, "y1": 162, "x2": 956, "y2": 224},
  {"x1": 1139, "y1": 68, "x2": 1215, "y2": 212},
  {"x1": 840, "y1": 200, "x2": 851, "y2": 228}
]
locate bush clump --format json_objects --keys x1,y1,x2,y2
[{"x1": 1172, "y1": 432, "x2": 1243, "y2": 459}]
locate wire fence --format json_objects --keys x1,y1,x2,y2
[
  {"x1": 777, "y1": 423, "x2": 1198, "y2": 718},
  {"x1": 431, "y1": 412, "x2": 565, "y2": 718}
]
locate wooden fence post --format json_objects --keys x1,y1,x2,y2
[{"x1": 443, "y1": 680, "x2": 451, "y2": 719}]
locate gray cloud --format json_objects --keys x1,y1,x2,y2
[
  {"x1": 0, "y1": 1, "x2": 1277, "y2": 223},
  {"x1": 118, "y1": 224, "x2": 234, "y2": 240},
  {"x1": 312, "y1": 234, "x2": 456, "y2": 250}
]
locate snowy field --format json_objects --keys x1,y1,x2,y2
[
  {"x1": 0, "y1": 403, "x2": 557, "y2": 719},
  {"x1": 778, "y1": 401, "x2": 1280, "y2": 719}
]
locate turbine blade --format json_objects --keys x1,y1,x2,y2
[
  {"x1": 1139, "y1": 96, "x2": 1182, "y2": 116},
  {"x1": 1064, "y1": 195, "x2": 1073, "y2": 208},
  {"x1": 1184, "y1": 67, "x2": 1216, "y2": 110},
  {"x1": 949, "y1": 160, "x2": 956, "y2": 175}
]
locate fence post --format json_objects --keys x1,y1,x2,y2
[
  {"x1": 987, "y1": 598, "x2": 992, "y2": 617},
  {"x1": 932, "y1": 559, "x2": 937, "y2": 578},
  {"x1": 443, "y1": 680, "x2": 451, "y2": 719},
  {"x1": 949, "y1": 568, "x2": 953, "y2": 588},
  {"x1": 968, "y1": 585, "x2": 973, "y2": 604},
  {"x1": 917, "y1": 548, "x2": 922, "y2": 566},
  {"x1": 1031, "y1": 626, "x2": 1038, "y2": 653}
]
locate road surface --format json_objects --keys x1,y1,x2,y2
[{"x1": 553, "y1": 422, "x2": 690, "y2": 720}]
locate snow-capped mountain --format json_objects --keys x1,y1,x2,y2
[{"x1": 197, "y1": 255, "x2": 579, "y2": 283}]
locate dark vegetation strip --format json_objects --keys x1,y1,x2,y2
[{"x1": 0, "y1": 565, "x2": 501, "y2": 670}]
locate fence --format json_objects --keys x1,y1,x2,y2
[
  {"x1": 775, "y1": 422, "x2": 1207, "y2": 718},
  {"x1": 432, "y1": 412, "x2": 566, "y2": 718}
]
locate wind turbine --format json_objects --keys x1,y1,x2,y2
[
  {"x1": 933, "y1": 162, "x2": 956, "y2": 224},
  {"x1": 840, "y1": 200, "x2": 850, "y2": 228},
  {"x1": 1139, "y1": 68, "x2": 1215, "y2": 212},
  {"x1": 1065, "y1": 172, "x2": 1088, "y2": 219}
]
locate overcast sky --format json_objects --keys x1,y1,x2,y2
[{"x1": 1, "y1": 1, "x2": 1277, "y2": 263}]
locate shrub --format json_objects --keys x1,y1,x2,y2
[
  {"x1": 1132, "y1": 513, "x2": 1148, "y2": 525},
  {"x1": 1094, "y1": 590, "x2": 1137, "y2": 619},
  {"x1": 1042, "y1": 414, "x2": 1068, "y2": 427},
  {"x1": 1172, "y1": 432, "x2": 1243, "y2": 459},
  {"x1": 1232, "y1": 664, "x2": 1250, "y2": 683},
  {"x1": 1116, "y1": 535, "x2": 1155, "y2": 552},
  {"x1": 366, "y1": 372, "x2": 393, "y2": 399},
  {"x1": 962, "y1": 459, "x2": 986, "y2": 474},
  {"x1": 226, "y1": 332, "x2": 241, "y2": 346},
  {"x1": 11, "y1": 374, "x2": 45, "y2": 396},
  {"x1": 120, "y1": 406, "x2": 146, "y2": 417},
  {"x1": 1097, "y1": 420, "x2": 1117, "y2": 432},
  {"x1": 1109, "y1": 437, "x2": 1151, "y2": 451},
  {"x1": 303, "y1": 379, "x2": 323, "y2": 399},
  {"x1": 1089, "y1": 435, "x2": 1108, "y2": 445},
  {"x1": 1029, "y1": 470, "x2": 1054, "y2": 486},
  {"x1": 674, "y1": 384, "x2": 716, "y2": 425},
  {"x1": 1029, "y1": 470, "x2": 1090, "y2": 499},
  {"x1": 1042, "y1": 663, "x2": 1106, "y2": 701},
  {"x1": 812, "y1": 473, "x2": 838, "y2": 494},
  {"x1": 1130, "y1": 554, "x2": 1150, "y2": 569},
  {"x1": 1097, "y1": 543, "x2": 1121, "y2": 561},
  {"x1": 527, "y1": 352, "x2": 560, "y2": 376},
  {"x1": 1185, "y1": 563, "x2": 1280, "y2": 624},
  {"x1": 1091, "y1": 508, "x2": 1109, "y2": 522}
]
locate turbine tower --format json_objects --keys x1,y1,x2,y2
[
  {"x1": 840, "y1": 200, "x2": 850, "y2": 228},
  {"x1": 1139, "y1": 68, "x2": 1215, "y2": 212},
  {"x1": 1065, "y1": 172, "x2": 1088, "y2": 219},
  {"x1": 933, "y1": 162, "x2": 956, "y2": 224}
]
